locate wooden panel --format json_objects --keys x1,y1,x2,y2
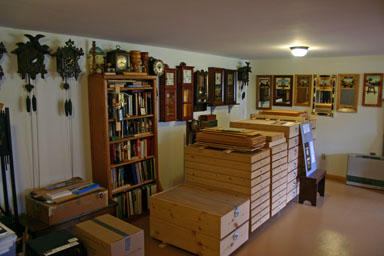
[
  {"x1": 186, "y1": 168, "x2": 253, "y2": 187},
  {"x1": 288, "y1": 159, "x2": 298, "y2": 172},
  {"x1": 287, "y1": 169, "x2": 298, "y2": 183},
  {"x1": 251, "y1": 206, "x2": 270, "y2": 225},
  {"x1": 272, "y1": 169, "x2": 288, "y2": 183},
  {"x1": 272, "y1": 195, "x2": 287, "y2": 210},
  {"x1": 288, "y1": 136, "x2": 299, "y2": 149},
  {"x1": 272, "y1": 183, "x2": 286, "y2": 197},
  {"x1": 286, "y1": 188, "x2": 297, "y2": 203},
  {"x1": 250, "y1": 185, "x2": 270, "y2": 203},
  {"x1": 251, "y1": 199, "x2": 270, "y2": 217},
  {"x1": 271, "y1": 201, "x2": 287, "y2": 217},
  {"x1": 185, "y1": 154, "x2": 251, "y2": 171},
  {"x1": 287, "y1": 179, "x2": 297, "y2": 192},
  {"x1": 270, "y1": 142, "x2": 287, "y2": 155},
  {"x1": 252, "y1": 157, "x2": 271, "y2": 171},
  {"x1": 271, "y1": 150, "x2": 287, "y2": 162},
  {"x1": 272, "y1": 157, "x2": 287, "y2": 169},
  {"x1": 251, "y1": 213, "x2": 270, "y2": 232},
  {"x1": 288, "y1": 146, "x2": 299, "y2": 162},
  {"x1": 271, "y1": 176, "x2": 288, "y2": 190},
  {"x1": 230, "y1": 119, "x2": 299, "y2": 138},
  {"x1": 265, "y1": 137, "x2": 287, "y2": 148},
  {"x1": 185, "y1": 161, "x2": 252, "y2": 179},
  {"x1": 271, "y1": 163, "x2": 288, "y2": 176},
  {"x1": 251, "y1": 191, "x2": 269, "y2": 209},
  {"x1": 150, "y1": 184, "x2": 249, "y2": 239},
  {"x1": 252, "y1": 164, "x2": 270, "y2": 180},
  {"x1": 219, "y1": 222, "x2": 249, "y2": 256},
  {"x1": 185, "y1": 145, "x2": 269, "y2": 163},
  {"x1": 252, "y1": 172, "x2": 270, "y2": 187},
  {"x1": 272, "y1": 188, "x2": 287, "y2": 204},
  {"x1": 186, "y1": 175, "x2": 251, "y2": 195}
]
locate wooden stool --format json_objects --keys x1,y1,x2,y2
[{"x1": 299, "y1": 169, "x2": 326, "y2": 206}]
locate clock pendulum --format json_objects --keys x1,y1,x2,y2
[
  {"x1": 0, "y1": 42, "x2": 6, "y2": 80},
  {"x1": 12, "y1": 34, "x2": 50, "y2": 188}
]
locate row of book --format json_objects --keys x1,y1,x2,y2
[
  {"x1": 113, "y1": 183, "x2": 157, "y2": 219},
  {"x1": 108, "y1": 91, "x2": 153, "y2": 119},
  {"x1": 110, "y1": 138, "x2": 153, "y2": 164},
  {"x1": 107, "y1": 80, "x2": 151, "y2": 89},
  {"x1": 109, "y1": 118, "x2": 153, "y2": 140},
  {"x1": 111, "y1": 158, "x2": 155, "y2": 189}
]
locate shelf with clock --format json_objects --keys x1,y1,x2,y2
[{"x1": 88, "y1": 73, "x2": 160, "y2": 219}]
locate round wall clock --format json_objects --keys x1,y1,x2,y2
[{"x1": 148, "y1": 57, "x2": 165, "y2": 76}]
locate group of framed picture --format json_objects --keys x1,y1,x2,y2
[{"x1": 256, "y1": 73, "x2": 383, "y2": 116}]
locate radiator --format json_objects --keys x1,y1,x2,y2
[{"x1": 346, "y1": 154, "x2": 384, "y2": 190}]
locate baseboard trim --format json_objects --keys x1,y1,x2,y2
[{"x1": 326, "y1": 174, "x2": 346, "y2": 183}]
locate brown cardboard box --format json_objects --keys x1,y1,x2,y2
[
  {"x1": 76, "y1": 214, "x2": 144, "y2": 256},
  {"x1": 26, "y1": 188, "x2": 108, "y2": 225}
]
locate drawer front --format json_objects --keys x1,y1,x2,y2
[
  {"x1": 272, "y1": 183, "x2": 286, "y2": 197},
  {"x1": 272, "y1": 194, "x2": 287, "y2": 210},
  {"x1": 251, "y1": 164, "x2": 270, "y2": 179},
  {"x1": 288, "y1": 136, "x2": 299, "y2": 149},
  {"x1": 272, "y1": 150, "x2": 287, "y2": 162},
  {"x1": 288, "y1": 146, "x2": 299, "y2": 162},
  {"x1": 271, "y1": 176, "x2": 287, "y2": 190},
  {"x1": 271, "y1": 142, "x2": 287, "y2": 155},
  {"x1": 221, "y1": 200, "x2": 250, "y2": 240},
  {"x1": 286, "y1": 188, "x2": 297, "y2": 203},
  {"x1": 251, "y1": 178, "x2": 270, "y2": 194},
  {"x1": 287, "y1": 169, "x2": 298, "y2": 182},
  {"x1": 251, "y1": 157, "x2": 271, "y2": 172},
  {"x1": 272, "y1": 169, "x2": 288, "y2": 183},
  {"x1": 272, "y1": 157, "x2": 288, "y2": 169},
  {"x1": 251, "y1": 206, "x2": 270, "y2": 226},
  {"x1": 220, "y1": 221, "x2": 249, "y2": 256},
  {"x1": 251, "y1": 198, "x2": 270, "y2": 217},
  {"x1": 271, "y1": 163, "x2": 288, "y2": 176},
  {"x1": 288, "y1": 159, "x2": 298, "y2": 172},
  {"x1": 251, "y1": 191, "x2": 270, "y2": 208},
  {"x1": 271, "y1": 201, "x2": 287, "y2": 217},
  {"x1": 252, "y1": 171, "x2": 270, "y2": 187},
  {"x1": 251, "y1": 212, "x2": 270, "y2": 232},
  {"x1": 287, "y1": 179, "x2": 297, "y2": 192},
  {"x1": 272, "y1": 188, "x2": 287, "y2": 204},
  {"x1": 251, "y1": 185, "x2": 270, "y2": 202}
]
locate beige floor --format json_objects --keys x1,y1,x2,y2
[{"x1": 131, "y1": 179, "x2": 384, "y2": 256}]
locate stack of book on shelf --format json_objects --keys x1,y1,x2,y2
[
  {"x1": 111, "y1": 158, "x2": 155, "y2": 189},
  {"x1": 110, "y1": 138, "x2": 153, "y2": 164},
  {"x1": 195, "y1": 127, "x2": 266, "y2": 151},
  {"x1": 107, "y1": 80, "x2": 150, "y2": 89},
  {"x1": 108, "y1": 91, "x2": 153, "y2": 119},
  {"x1": 113, "y1": 183, "x2": 157, "y2": 219}
]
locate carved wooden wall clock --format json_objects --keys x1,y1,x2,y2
[
  {"x1": 12, "y1": 34, "x2": 50, "y2": 112},
  {"x1": 52, "y1": 39, "x2": 84, "y2": 117},
  {"x1": 0, "y1": 42, "x2": 6, "y2": 80},
  {"x1": 176, "y1": 62, "x2": 194, "y2": 121},
  {"x1": 194, "y1": 70, "x2": 208, "y2": 112}
]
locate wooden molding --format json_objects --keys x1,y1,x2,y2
[{"x1": 326, "y1": 173, "x2": 346, "y2": 183}]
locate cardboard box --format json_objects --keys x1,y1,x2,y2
[
  {"x1": 76, "y1": 214, "x2": 144, "y2": 256},
  {"x1": 26, "y1": 188, "x2": 108, "y2": 225}
]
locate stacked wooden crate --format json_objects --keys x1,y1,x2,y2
[{"x1": 184, "y1": 145, "x2": 271, "y2": 233}]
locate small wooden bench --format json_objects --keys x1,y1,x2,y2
[{"x1": 299, "y1": 169, "x2": 326, "y2": 206}]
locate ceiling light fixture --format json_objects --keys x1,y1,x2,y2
[{"x1": 290, "y1": 46, "x2": 309, "y2": 57}]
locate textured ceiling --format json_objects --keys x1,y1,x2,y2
[{"x1": 0, "y1": 0, "x2": 383, "y2": 59}]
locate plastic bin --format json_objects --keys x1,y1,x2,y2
[{"x1": 0, "y1": 223, "x2": 16, "y2": 256}]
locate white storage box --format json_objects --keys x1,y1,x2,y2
[{"x1": 0, "y1": 223, "x2": 16, "y2": 256}]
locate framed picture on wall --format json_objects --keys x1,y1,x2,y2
[
  {"x1": 312, "y1": 74, "x2": 336, "y2": 116},
  {"x1": 256, "y1": 75, "x2": 272, "y2": 110},
  {"x1": 273, "y1": 75, "x2": 293, "y2": 106},
  {"x1": 294, "y1": 74, "x2": 312, "y2": 107},
  {"x1": 362, "y1": 73, "x2": 383, "y2": 107},
  {"x1": 337, "y1": 74, "x2": 359, "y2": 112}
]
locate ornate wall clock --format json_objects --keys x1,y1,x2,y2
[
  {"x1": 12, "y1": 34, "x2": 50, "y2": 112},
  {"x1": 224, "y1": 69, "x2": 237, "y2": 105},
  {"x1": 237, "y1": 62, "x2": 252, "y2": 100},
  {"x1": 176, "y1": 62, "x2": 194, "y2": 121},
  {"x1": 52, "y1": 39, "x2": 84, "y2": 117},
  {"x1": 208, "y1": 67, "x2": 224, "y2": 105},
  {"x1": 0, "y1": 42, "x2": 6, "y2": 80},
  {"x1": 159, "y1": 65, "x2": 177, "y2": 122},
  {"x1": 194, "y1": 70, "x2": 208, "y2": 112},
  {"x1": 148, "y1": 57, "x2": 165, "y2": 76}
]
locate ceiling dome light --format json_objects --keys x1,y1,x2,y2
[{"x1": 290, "y1": 46, "x2": 309, "y2": 57}]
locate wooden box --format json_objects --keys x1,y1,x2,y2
[
  {"x1": 150, "y1": 184, "x2": 250, "y2": 256},
  {"x1": 288, "y1": 146, "x2": 299, "y2": 162},
  {"x1": 287, "y1": 169, "x2": 298, "y2": 182},
  {"x1": 230, "y1": 119, "x2": 299, "y2": 139},
  {"x1": 288, "y1": 136, "x2": 299, "y2": 149}
]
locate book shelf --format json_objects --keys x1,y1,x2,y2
[{"x1": 88, "y1": 74, "x2": 160, "y2": 218}]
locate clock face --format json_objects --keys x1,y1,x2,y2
[
  {"x1": 64, "y1": 57, "x2": 75, "y2": 69},
  {"x1": 154, "y1": 60, "x2": 165, "y2": 76},
  {"x1": 183, "y1": 69, "x2": 192, "y2": 84},
  {"x1": 215, "y1": 73, "x2": 222, "y2": 85},
  {"x1": 116, "y1": 55, "x2": 128, "y2": 70},
  {"x1": 166, "y1": 72, "x2": 175, "y2": 86}
]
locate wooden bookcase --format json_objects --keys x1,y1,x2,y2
[{"x1": 88, "y1": 74, "x2": 160, "y2": 206}]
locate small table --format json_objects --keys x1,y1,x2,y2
[{"x1": 299, "y1": 169, "x2": 326, "y2": 206}]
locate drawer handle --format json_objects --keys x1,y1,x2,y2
[
  {"x1": 294, "y1": 162, "x2": 297, "y2": 167},
  {"x1": 294, "y1": 171, "x2": 296, "y2": 176},
  {"x1": 293, "y1": 181, "x2": 296, "y2": 186},
  {"x1": 293, "y1": 191, "x2": 296, "y2": 196},
  {"x1": 295, "y1": 126, "x2": 298, "y2": 132},
  {"x1": 294, "y1": 148, "x2": 297, "y2": 153},
  {"x1": 233, "y1": 232, "x2": 239, "y2": 241},
  {"x1": 295, "y1": 138, "x2": 298, "y2": 144},
  {"x1": 234, "y1": 206, "x2": 239, "y2": 217}
]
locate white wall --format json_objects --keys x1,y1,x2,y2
[
  {"x1": 0, "y1": 26, "x2": 246, "y2": 212},
  {"x1": 248, "y1": 56, "x2": 384, "y2": 176}
]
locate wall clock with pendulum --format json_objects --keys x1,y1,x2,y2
[
  {"x1": 0, "y1": 42, "x2": 6, "y2": 80},
  {"x1": 52, "y1": 39, "x2": 84, "y2": 117},
  {"x1": 12, "y1": 34, "x2": 50, "y2": 188}
]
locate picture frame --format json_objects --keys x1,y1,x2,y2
[
  {"x1": 273, "y1": 75, "x2": 293, "y2": 106},
  {"x1": 312, "y1": 74, "x2": 336, "y2": 117},
  {"x1": 362, "y1": 73, "x2": 383, "y2": 107},
  {"x1": 256, "y1": 75, "x2": 272, "y2": 110},
  {"x1": 337, "y1": 74, "x2": 359, "y2": 112},
  {"x1": 294, "y1": 74, "x2": 312, "y2": 107}
]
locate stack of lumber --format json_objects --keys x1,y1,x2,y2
[
  {"x1": 184, "y1": 145, "x2": 271, "y2": 233},
  {"x1": 195, "y1": 127, "x2": 266, "y2": 152},
  {"x1": 259, "y1": 110, "x2": 309, "y2": 118}
]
